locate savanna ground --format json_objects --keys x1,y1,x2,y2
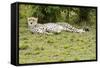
[
  {"x1": 19, "y1": 20, "x2": 96, "y2": 64},
  {"x1": 19, "y1": 4, "x2": 97, "y2": 64}
]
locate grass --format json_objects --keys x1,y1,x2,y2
[{"x1": 19, "y1": 20, "x2": 96, "y2": 64}]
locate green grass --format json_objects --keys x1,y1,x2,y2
[{"x1": 19, "y1": 21, "x2": 96, "y2": 64}]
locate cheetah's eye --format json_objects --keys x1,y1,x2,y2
[
  {"x1": 28, "y1": 19, "x2": 31, "y2": 21},
  {"x1": 32, "y1": 19, "x2": 35, "y2": 21}
]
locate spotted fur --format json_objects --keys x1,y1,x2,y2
[{"x1": 27, "y1": 17, "x2": 86, "y2": 34}]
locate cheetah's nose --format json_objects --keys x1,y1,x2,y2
[{"x1": 30, "y1": 22, "x2": 32, "y2": 24}]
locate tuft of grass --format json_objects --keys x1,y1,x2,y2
[
  {"x1": 34, "y1": 47, "x2": 44, "y2": 51},
  {"x1": 47, "y1": 40, "x2": 55, "y2": 43},
  {"x1": 33, "y1": 51, "x2": 41, "y2": 55},
  {"x1": 63, "y1": 45, "x2": 69, "y2": 49},
  {"x1": 74, "y1": 57, "x2": 80, "y2": 61},
  {"x1": 19, "y1": 45, "x2": 29, "y2": 50},
  {"x1": 58, "y1": 59, "x2": 65, "y2": 62}
]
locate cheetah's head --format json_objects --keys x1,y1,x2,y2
[{"x1": 27, "y1": 17, "x2": 38, "y2": 27}]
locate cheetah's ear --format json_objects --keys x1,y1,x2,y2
[
  {"x1": 36, "y1": 17, "x2": 38, "y2": 20},
  {"x1": 27, "y1": 17, "x2": 31, "y2": 20},
  {"x1": 27, "y1": 17, "x2": 30, "y2": 21}
]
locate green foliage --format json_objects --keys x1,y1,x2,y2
[
  {"x1": 19, "y1": 5, "x2": 34, "y2": 18},
  {"x1": 19, "y1": 4, "x2": 96, "y2": 26}
]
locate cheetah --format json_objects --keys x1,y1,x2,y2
[{"x1": 27, "y1": 17, "x2": 88, "y2": 34}]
